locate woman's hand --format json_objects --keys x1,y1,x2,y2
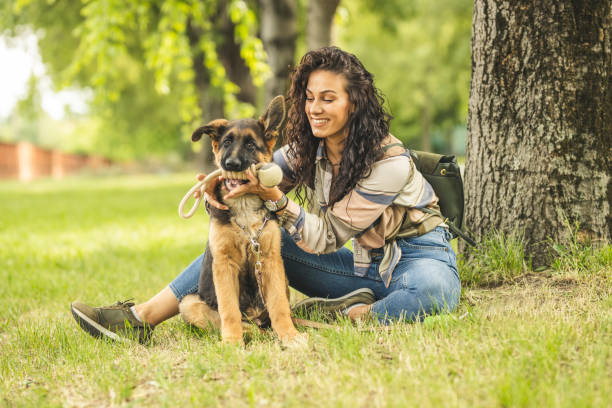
[
  {"x1": 223, "y1": 169, "x2": 283, "y2": 202},
  {"x1": 194, "y1": 173, "x2": 229, "y2": 211}
]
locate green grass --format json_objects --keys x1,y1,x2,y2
[
  {"x1": 1, "y1": 174, "x2": 611, "y2": 407},
  {"x1": 458, "y1": 229, "x2": 531, "y2": 287}
]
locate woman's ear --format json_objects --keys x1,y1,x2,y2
[
  {"x1": 191, "y1": 119, "x2": 229, "y2": 142},
  {"x1": 259, "y1": 95, "x2": 287, "y2": 140}
]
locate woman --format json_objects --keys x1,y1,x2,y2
[{"x1": 71, "y1": 47, "x2": 460, "y2": 344}]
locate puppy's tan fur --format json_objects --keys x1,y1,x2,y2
[{"x1": 179, "y1": 96, "x2": 300, "y2": 345}]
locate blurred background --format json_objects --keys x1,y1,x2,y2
[{"x1": 0, "y1": 0, "x2": 471, "y2": 180}]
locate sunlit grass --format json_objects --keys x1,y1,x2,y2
[{"x1": 1, "y1": 174, "x2": 611, "y2": 407}]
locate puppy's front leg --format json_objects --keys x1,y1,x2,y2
[
  {"x1": 212, "y1": 256, "x2": 243, "y2": 344},
  {"x1": 259, "y1": 227, "x2": 300, "y2": 343},
  {"x1": 261, "y1": 260, "x2": 300, "y2": 343}
]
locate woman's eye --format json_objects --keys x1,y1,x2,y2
[
  {"x1": 305, "y1": 97, "x2": 313, "y2": 102},
  {"x1": 323, "y1": 99, "x2": 333, "y2": 103}
]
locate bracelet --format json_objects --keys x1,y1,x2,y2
[{"x1": 275, "y1": 195, "x2": 289, "y2": 213}]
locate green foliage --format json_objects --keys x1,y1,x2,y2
[
  {"x1": 459, "y1": 230, "x2": 531, "y2": 287},
  {"x1": 90, "y1": 72, "x2": 188, "y2": 160},
  {"x1": 355, "y1": 0, "x2": 416, "y2": 33},
  {"x1": 3, "y1": 0, "x2": 269, "y2": 159},
  {"x1": 337, "y1": 0, "x2": 472, "y2": 153},
  {"x1": 8, "y1": 73, "x2": 43, "y2": 143}
]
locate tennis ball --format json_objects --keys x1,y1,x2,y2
[{"x1": 257, "y1": 163, "x2": 283, "y2": 187}]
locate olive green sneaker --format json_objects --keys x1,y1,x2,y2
[
  {"x1": 70, "y1": 299, "x2": 154, "y2": 344},
  {"x1": 291, "y1": 288, "x2": 376, "y2": 316}
]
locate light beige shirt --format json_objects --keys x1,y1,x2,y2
[{"x1": 273, "y1": 135, "x2": 444, "y2": 287}]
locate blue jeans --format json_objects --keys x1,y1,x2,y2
[{"x1": 169, "y1": 227, "x2": 461, "y2": 323}]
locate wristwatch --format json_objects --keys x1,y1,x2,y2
[{"x1": 264, "y1": 194, "x2": 288, "y2": 213}]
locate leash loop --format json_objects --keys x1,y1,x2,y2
[{"x1": 178, "y1": 169, "x2": 223, "y2": 218}]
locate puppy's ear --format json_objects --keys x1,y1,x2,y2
[
  {"x1": 259, "y1": 95, "x2": 286, "y2": 141},
  {"x1": 191, "y1": 119, "x2": 229, "y2": 142}
]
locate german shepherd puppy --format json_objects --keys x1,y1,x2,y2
[{"x1": 179, "y1": 96, "x2": 300, "y2": 345}]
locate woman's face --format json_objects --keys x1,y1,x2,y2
[{"x1": 305, "y1": 70, "x2": 352, "y2": 141}]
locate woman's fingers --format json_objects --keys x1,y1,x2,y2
[
  {"x1": 190, "y1": 173, "x2": 228, "y2": 210},
  {"x1": 204, "y1": 176, "x2": 229, "y2": 210},
  {"x1": 204, "y1": 192, "x2": 229, "y2": 211},
  {"x1": 193, "y1": 174, "x2": 206, "y2": 199},
  {"x1": 223, "y1": 173, "x2": 259, "y2": 200},
  {"x1": 245, "y1": 169, "x2": 259, "y2": 184}
]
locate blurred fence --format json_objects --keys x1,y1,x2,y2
[{"x1": 0, "y1": 142, "x2": 111, "y2": 181}]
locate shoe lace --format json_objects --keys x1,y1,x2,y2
[{"x1": 110, "y1": 298, "x2": 136, "y2": 309}]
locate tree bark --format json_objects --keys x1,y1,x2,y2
[
  {"x1": 217, "y1": 7, "x2": 257, "y2": 106},
  {"x1": 306, "y1": 0, "x2": 340, "y2": 50},
  {"x1": 259, "y1": 0, "x2": 297, "y2": 103},
  {"x1": 187, "y1": 18, "x2": 222, "y2": 171},
  {"x1": 187, "y1": 2, "x2": 258, "y2": 171},
  {"x1": 464, "y1": 0, "x2": 611, "y2": 265}
]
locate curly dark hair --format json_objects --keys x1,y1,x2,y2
[{"x1": 285, "y1": 46, "x2": 392, "y2": 209}]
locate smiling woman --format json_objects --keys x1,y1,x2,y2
[{"x1": 284, "y1": 47, "x2": 392, "y2": 208}]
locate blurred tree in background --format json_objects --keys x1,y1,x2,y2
[
  {"x1": 1, "y1": 0, "x2": 269, "y2": 163},
  {"x1": 11, "y1": 73, "x2": 43, "y2": 144},
  {"x1": 0, "y1": 0, "x2": 472, "y2": 161}
]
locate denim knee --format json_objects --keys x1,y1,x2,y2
[{"x1": 371, "y1": 256, "x2": 461, "y2": 323}]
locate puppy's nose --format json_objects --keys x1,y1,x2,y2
[{"x1": 224, "y1": 157, "x2": 242, "y2": 171}]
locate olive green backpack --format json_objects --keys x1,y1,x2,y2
[{"x1": 410, "y1": 150, "x2": 476, "y2": 246}]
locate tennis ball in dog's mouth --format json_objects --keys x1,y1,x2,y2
[{"x1": 257, "y1": 163, "x2": 283, "y2": 187}]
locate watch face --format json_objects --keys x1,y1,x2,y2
[{"x1": 264, "y1": 200, "x2": 276, "y2": 211}]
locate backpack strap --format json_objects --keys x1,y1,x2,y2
[
  {"x1": 382, "y1": 142, "x2": 405, "y2": 151},
  {"x1": 420, "y1": 207, "x2": 477, "y2": 247}
]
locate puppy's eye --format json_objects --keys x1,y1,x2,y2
[
  {"x1": 246, "y1": 141, "x2": 256, "y2": 151},
  {"x1": 223, "y1": 138, "x2": 232, "y2": 147}
]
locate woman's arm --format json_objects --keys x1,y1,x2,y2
[{"x1": 278, "y1": 154, "x2": 416, "y2": 254}]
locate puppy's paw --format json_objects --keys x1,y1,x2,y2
[
  {"x1": 281, "y1": 332, "x2": 309, "y2": 349},
  {"x1": 221, "y1": 335, "x2": 245, "y2": 347}
]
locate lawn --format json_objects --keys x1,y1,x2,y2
[{"x1": 1, "y1": 174, "x2": 611, "y2": 407}]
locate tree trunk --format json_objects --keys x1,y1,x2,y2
[
  {"x1": 187, "y1": 18, "x2": 222, "y2": 171},
  {"x1": 464, "y1": 0, "x2": 611, "y2": 265},
  {"x1": 259, "y1": 0, "x2": 297, "y2": 103},
  {"x1": 306, "y1": 0, "x2": 340, "y2": 50},
  {"x1": 187, "y1": 2, "x2": 258, "y2": 171},
  {"x1": 217, "y1": 7, "x2": 257, "y2": 106}
]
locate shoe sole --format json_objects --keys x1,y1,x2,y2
[
  {"x1": 292, "y1": 288, "x2": 376, "y2": 313},
  {"x1": 70, "y1": 303, "x2": 125, "y2": 343}
]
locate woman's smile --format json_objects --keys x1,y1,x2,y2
[{"x1": 311, "y1": 118, "x2": 329, "y2": 127}]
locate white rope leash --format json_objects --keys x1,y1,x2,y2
[{"x1": 178, "y1": 163, "x2": 283, "y2": 219}]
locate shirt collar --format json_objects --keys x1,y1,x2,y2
[{"x1": 315, "y1": 140, "x2": 326, "y2": 163}]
